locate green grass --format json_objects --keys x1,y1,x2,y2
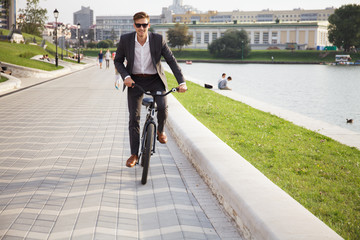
[
  {"x1": 82, "y1": 48, "x2": 117, "y2": 57},
  {"x1": 80, "y1": 48, "x2": 360, "y2": 63},
  {"x1": 166, "y1": 73, "x2": 360, "y2": 240},
  {"x1": 0, "y1": 75, "x2": 8, "y2": 83},
  {"x1": 0, "y1": 41, "x2": 62, "y2": 71},
  {"x1": 0, "y1": 30, "x2": 70, "y2": 71},
  {"x1": 170, "y1": 49, "x2": 360, "y2": 63}
]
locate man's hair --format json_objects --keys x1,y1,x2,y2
[
  {"x1": 227, "y1": 76, "x2": 232, "y2": 80},
  {"x1": 133, "y1": 12, "x2": 150, "y2": 22}
]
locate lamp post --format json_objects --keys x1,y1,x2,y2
[
  {"x1": 241, "y1": 40, "x2": 244, "y2": 60},
  {"x1": 77, "y1": 23, "x2": 81, "y2": 63},
  {"x1": 53, "y1": 9, "x2": 59, "y2": 67}
]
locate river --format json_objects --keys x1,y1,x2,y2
[{"x1": 172, "y1": 62, "x2": 360, "y2": 134}]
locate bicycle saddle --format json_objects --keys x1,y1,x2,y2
[{"x1": 142, "y1": 97, "x2": 154, "y2": 107}]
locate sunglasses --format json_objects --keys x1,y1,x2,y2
[{"x1": 135, "y1": 23, "x2": 149, "y2": 28}]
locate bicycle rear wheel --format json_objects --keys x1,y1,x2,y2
[{"x1": 141, "y1": 124, "x2": 154, "y2": 185}]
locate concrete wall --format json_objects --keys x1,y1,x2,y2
[{"x1": 166, "y1": 94, "x2": 343, "y2": 240}]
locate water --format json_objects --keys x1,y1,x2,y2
[{"x1": 175, "y1": 63, "x2": 360, "y2": 133}]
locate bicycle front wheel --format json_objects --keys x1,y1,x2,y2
[{"x1": 141, "y1": 124, "x2": 154, "y2": 185}]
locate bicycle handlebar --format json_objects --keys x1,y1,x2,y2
[{"x1": 132, "y1": 83, "x2": 178, "y2": 97}]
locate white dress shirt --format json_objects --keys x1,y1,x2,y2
[{"x1": 132, "y1": 33, "x2": 157, "y2": 75}]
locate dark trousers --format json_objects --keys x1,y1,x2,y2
[{"x1": 127, "y1": 75, "x2": 167, "y2": 155}]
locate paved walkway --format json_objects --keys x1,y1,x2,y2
[{"x1": 0, "y1": 64, "x2": 242, "y2": 239}]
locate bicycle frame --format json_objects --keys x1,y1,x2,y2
[
  {"x1": 139, "y1": 101, "x2": 157, "y2": 160},
  {"x1": 134, "y1": 83, "x2": 178, "y2": 161}
]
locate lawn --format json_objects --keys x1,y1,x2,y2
[
  {"x1": 166, "y1": 73, "x2": 360, "y2": 240},
  {"x1": 0, "y1": 29, "x2": 68, "y2": 71},
  {"x1": 0, "y1": 75, "x2": 8, "y2": 83}
]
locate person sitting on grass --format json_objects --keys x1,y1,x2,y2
[{"x1": 218, "y1": 76, "x2": 232, "y2": 90}]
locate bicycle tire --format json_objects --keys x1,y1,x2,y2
[{"x1": 141, "y1": 124, "x2": 154, "y2": 185}]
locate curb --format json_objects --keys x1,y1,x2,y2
[
  {"x1": 0, "y1": 59, "x2": 96, "y2": 95},
  {"x1": 166, "y1": 94, "x2": 342, "y2": 240},
  {"x1": 0, "y1": 73, "x2": 21, "y2": 92}
]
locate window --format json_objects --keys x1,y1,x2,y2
[
  {"x1": 263, "y1": 32, "x2": 269, "y2": 44},
  {"x1": 272, "y1": 32, "x2": 278, "y2": 44},
  {"x1": 204, "y1": 32, "x2": 209, "y2": 43},
  {"x1": 254, "y1": 32, "x2": 260, "y2": 44},
  {"x1": 196, "y1": 32, "x2": 201, "y2": 44},
  {"x1": 212, "y1": 32, "x2": 217, "y2": 40}
]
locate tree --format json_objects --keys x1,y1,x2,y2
[
  {"x1": 167, "y1": 23, "x2": 192, "y2": 51},
  {"x1": 97, "y1": 40, "x2": 109, "y2": 49},
  {"x1": 18, "y1": 0, "x2": 47, "y2": 37},
  {"x1": 208, "y1": 29, "x2": 251, "y2": 58},
  {"x1": 328, "y1": 4, "x2": 360, "y2": 52}
]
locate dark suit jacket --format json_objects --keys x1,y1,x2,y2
[{"x1": 114, "y1": 32, "x2": 185, "y2": 90}]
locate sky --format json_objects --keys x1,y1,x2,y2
[{"x1": 17, "y1": 0, "x2": 360, "y2": 24}]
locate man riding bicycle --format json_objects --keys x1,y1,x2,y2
[{"x1": 114, "y1": 11, "x2": 187, "y2": 168}]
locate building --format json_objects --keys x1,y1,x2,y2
[
  {"x1": 173, "y1": 7, "x2": 335, "y2": 24},
  {"x1": 173, "y1": 11, "x2": 218, "y2": 24},
  {"x1": 167, "y1": 0, "x2": 200, "y2": 14},
  {"x1": 95, "y1": 0, "x2": 200, "y2": 41},
  {"x1": 152, "y1": 21, "x2": 331, "y2": 50},
  {"x1": 0, "y1": 0, "x2": 17, "y2": 29},
  {"x1": 231, "y1": 7, "x2": 335, "y2": 23},
  {"x1": 73, "y1": 6, "x2": 93, "y2": 33},
  {"x1": 95, "y1": 14, "x2": 164, "y2": 41}
]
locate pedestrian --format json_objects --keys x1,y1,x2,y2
[
  {"x1": 219, "y1": 76, "x2": 232, "y2": 90},
  {"x1": 114, "y1": 11, "x2": 187, "y2": 168},
  {"x1": 97, "y1": 49, "x2": 103, "y2": 69},
  {"x1": 105, "y1": 49, "x2": 111, "y2": 69}
]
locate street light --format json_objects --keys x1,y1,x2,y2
[
  {"x1": 241, "y1": 40, "x2": 244, "y2": 60},
  {"x1": 77, "y1": 23, "x2": 81, "y2": 63},
  {"x1": 53, "y1": 9, "x2": 59, "y2": 67}
]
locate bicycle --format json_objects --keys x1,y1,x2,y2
[{"x1": 132, "y1": 83, "x2": 178, "y2": 185}]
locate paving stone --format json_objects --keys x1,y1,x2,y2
[{"x1": 0, "y1": 64, "x2": 242, "y2": 239}]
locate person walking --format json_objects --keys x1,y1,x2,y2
[
  {"x1": 105, "y1": 49, "x2": 111, "y2": 69},
  {"x1": 114, "y1": 11, "x2": 187, "y2": 168},
  {"x1": 97, "y1": 50, "x2": 104, "y2": 69}
]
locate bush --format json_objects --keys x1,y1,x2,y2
[
  {"x1": 19, "y1": 51, "x2": 35, "y2": 58},
  {"x1": 97, "y1": 40, "x2": 109, "y2": 49},
  {"x1": 87, "y1": 42, "x2": 96, "y2": 49}
]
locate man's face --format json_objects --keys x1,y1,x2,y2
[{"x1": 134, "y1": 18, "x2": 150, "y2": 38}]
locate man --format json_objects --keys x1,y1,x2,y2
[
  {"x1": 218, "y1": 76, "x2": 232, "y2": 90},
  {"x1": 114, "y1": 11, "x2": 187, "y2": 168},
  {"x1": 218, "y1": 73, "x2": 226, "y2": 84}
]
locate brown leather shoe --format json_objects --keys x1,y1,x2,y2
[
  {"x1": 157, "y1": 131, "x2": 167, "y2": 144},
  {"x1": 126, "y1": 155, "x2": 138, "y2": 168}
]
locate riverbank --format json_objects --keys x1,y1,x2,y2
[
  {"x1": 82, "y1": 48, "x2": 360, "y2": 64},
  {"x1": 166, "y1": 74, "x2": 360, "y2": 239},
  {"x1": 176, "y1": 59, "x2": 323, "y2": 64}
]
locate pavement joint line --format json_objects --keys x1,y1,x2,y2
[{"x1": 0, "y1": 62, "x2": 243, "y2": 239}]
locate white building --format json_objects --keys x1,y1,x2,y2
[{"x1": 152, "y1": 21, "x2": 331, "y2": 50}]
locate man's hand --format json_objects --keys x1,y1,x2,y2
[
  {"x1": 177, "y1": 83, "x2": 187, "y2": 93},
  {"x1": 124, "y1": 77, "x2": 135, "y2": 88}
]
